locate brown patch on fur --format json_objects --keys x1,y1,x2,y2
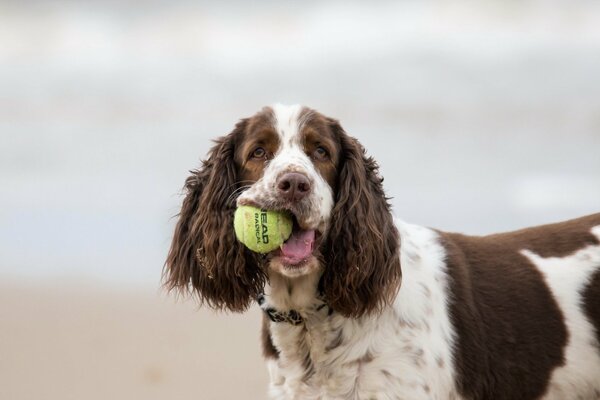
[
  {"x1": 360, "y1": 351, "x2": 374, "y2": 364},
  {"x1": 412, "y1": 348, "x2": 425, "y2": 368},
  {"x1": 325, "y1": 329, "x2": 344, "y2": 353},
  {"x1": 261, "y1": 315, "x2": 279, "y2": 359},
  {"x1": 235, "y1": 108, "x2": 280, "y2": 183},
  {"x1": 298, "y1": 109, "x2": 342, "y2": 189},
  {"x1": 321, "y1": 119, "x2": 402, "y2": 318},
  {"x1": 583, "y1": 265, "x2": 600, "y2": 351},
  {"x1": 485, "y1": 213, "x2": 600, "y2": 258},
  {"x1": 301, "y1": 350, "x2": 315, "y2": 382},
  {"x1": 435, "y1": 215, "x2": 600, "y2": 399},
  {"x1": 436, "y1": 356, "x2": 445, "y2": 368}
]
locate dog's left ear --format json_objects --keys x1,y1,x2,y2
[
  {"x1": 164, "y1": 120, "x2": 265, "y2": 312},
  {"x1": 322, "y1": 119, "x2": 402, "y2": 318}
]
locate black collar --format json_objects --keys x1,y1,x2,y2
[
  {"x1": 263, "y1": 307, "x2": 304, "y2": 325},
  {"x1": 257, "y1": 293, "x2": 304, "y2": 325},
  {"x1": 257, "y1": 294, "x2": 332, "y2": 326}
]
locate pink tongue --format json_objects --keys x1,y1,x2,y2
[{"x1": 280, "y1": 229, "x2": 315, "y2": 265}]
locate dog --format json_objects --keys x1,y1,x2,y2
[{"x1": 165, "y1": 104, "x2": 600, "y2": 399}]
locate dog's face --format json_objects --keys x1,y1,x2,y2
[
  {"x1": 165, "y1": 104, "x2": 401, "y2": 317},
  {"x1": 235, "y1": 105, "x2": 341, "y2": 278}
]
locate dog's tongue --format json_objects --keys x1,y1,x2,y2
[{"x1": 280, "y1": 229, "x2": 315, "y2": 265}]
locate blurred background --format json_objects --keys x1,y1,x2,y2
[{"x1": 1, "y1": 0, "x2": 599, "y2": 398}]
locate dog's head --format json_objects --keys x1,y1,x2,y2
[{"x1": 164, "y1": 105, "x2": 400, "y2": 317}]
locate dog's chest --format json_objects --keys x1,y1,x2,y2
[
  {"x1": 268, "y1": 308, "x2": 459, "y2": 400},
  {"x1": 264, "y1": 222, "x2": 462, "y2": 399}
]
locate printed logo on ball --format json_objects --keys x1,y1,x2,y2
[{"x1": 254, "y1": 210, "x2": 270, "y2": 244}]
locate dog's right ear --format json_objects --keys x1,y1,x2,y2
[{"x1": 164, "y1": 119, "x2": 266, "y2": 312}]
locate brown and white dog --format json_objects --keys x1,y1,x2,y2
[{"x1": 165, "y1": 104, "x2": 600, "y2": 399}]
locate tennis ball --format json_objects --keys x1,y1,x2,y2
[{"x1": 233, "y1": 206, "x2": 293, "y2": 253}]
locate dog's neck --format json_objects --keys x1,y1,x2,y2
[{"x1": 264, "y1": 268, "x2": 323, "y2": 313}]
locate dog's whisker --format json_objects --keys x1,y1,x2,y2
[{"x1": 227, "y1": 184, "x2": 252, "y2": 204}]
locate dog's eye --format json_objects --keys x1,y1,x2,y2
[
  {"x1": 251, "y1": 147, "x2": 266, "y2": 159},
  {"x1": 314, "y1": 146, "x2": 329, "y2": 160}
]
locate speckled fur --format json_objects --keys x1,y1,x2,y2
[{"x1": 262, "y1": 221, "x2": 463, "y2": 400}]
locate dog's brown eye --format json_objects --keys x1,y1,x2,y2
[
  {"x1": 314, "y1": 146, "x2": 329, "y2": 160},
  {"x1": 252, "y1": 147, "x2": 266, "y2": 159}
]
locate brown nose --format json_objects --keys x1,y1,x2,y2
[{"x1": 277, "y1": 172, "x2": 311, "y2": 202}]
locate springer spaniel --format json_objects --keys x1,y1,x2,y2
[{"x1": 165, "y1": 104, "x2": 600, "y2": 399}]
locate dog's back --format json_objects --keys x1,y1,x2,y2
[{"x1": 439, "y1": 213, "x2": 600, "y2": 399}]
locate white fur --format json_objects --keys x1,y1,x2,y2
[
  {"x1": 262, "y1": 221, "x2": 463, "y2": 400},
  {"x1": 522, "y1": 225, "x2": 600, "y2": 399}
]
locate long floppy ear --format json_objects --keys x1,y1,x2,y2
[
  {"x1": 164, "y1": 120, "x2": 265, "y2": 312},
  {"x1": 322, "y1": 120, "x2": 402, "y2": 318}
]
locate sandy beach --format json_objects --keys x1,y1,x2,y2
[{"x1": 0, "y1": 280, "x2": 268, "y2": 400}]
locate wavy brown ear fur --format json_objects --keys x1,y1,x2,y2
[
  {"x1": 322, "y1": 120, "x2": 401, "y2": 318},
  {"x1": 164, "y1": 120, "x2": 265, "y2": 312}
]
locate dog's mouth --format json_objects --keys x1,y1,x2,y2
[
  {"x1": 259, "y1": 213, "x2": 321, "y2": 272},
  {"x1": 237, "y1": 198, "x2": 323, "y2": 270},
  {"x1": 274, "y1": 217, "x2": 319, "y2": 266}
]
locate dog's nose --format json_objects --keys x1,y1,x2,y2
[{"x1": 277, "y1": 172, "x2": 311, "y2": 202}]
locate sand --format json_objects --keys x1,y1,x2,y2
[{"x1": 0, "y1": 280, "x2": 269, "y2": 400}]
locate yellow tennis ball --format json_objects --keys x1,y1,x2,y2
[{"x1": 233, "y1": 206, "x2": 293, "y2": 253}]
